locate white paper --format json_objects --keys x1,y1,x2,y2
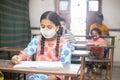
[
  {"x1": 73, "y1": 44, "x2": 87, "y2": 47},
  {"x1": 14, "y1": 61, "x2": 63, "y2": 69}
]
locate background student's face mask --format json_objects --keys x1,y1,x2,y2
[
  {"x1": 61, "y1": 25, "x2": 66, "y2": 28},
  {"x1": 40, "y1": 29, "x2": 56, "y2": 39},
  {"x1": 91, "y1": 35, "x2": 100, "y2": 40}
]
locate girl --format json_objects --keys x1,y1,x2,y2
[
  {"x1": 11, "y1": 11, "x2": 72, "y2": 80},
  {"x1": 88, "y1": 28, "x2": 107, "y2": 58},
  {"x1": 87, "y1": 28, "x2": 108, "y2": 79}
]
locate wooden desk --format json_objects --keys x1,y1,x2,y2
[
  {"x1": 0, "y1": 47, "x2": 23, "y2": 59},
  {"x1": 86, "y1": 45, "x2": 114, "y2": 80},
  {"x1": 72, "y1": 50, "x2": 90, "y2": 80},
  {"x1": 72, "y1": 50, "x2": 90, "y2": 57},
  {"x1": 73, "y1": 44, "x2": 87, "y2": 50},
  {"x1": 0, "y1": 60, "x2": 81, "y2": 80}
]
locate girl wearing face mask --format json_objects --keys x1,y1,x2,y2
[
  {"x1": 88, "y1": 28, "x2": 107, "y2": 57},
  {"x1": 11, "y1": 11, "x2": 72, "y2": 80},
  {"x1": 86, "y1": 28, "x2": 108, "y2": 79}
]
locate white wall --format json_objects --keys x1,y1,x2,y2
[
  {"x1": 102, "y1": 0, "x2": 120, "y2": 29},
  {"x1": 29, "y1": 0, "x2": 55, "y2": 28},
  {"x1": 29, "y1": 0, "x2": 55, "y2": 35},
  {"x1": 29, "y1": 0, "x2": 120, "y2": 28},
  {"x1": 102, "y1": 0, "x2": 120, "y2": 63}
]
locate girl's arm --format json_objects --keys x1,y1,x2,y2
[
  {"x1": 60, "y1": 42, "x2": 72, "y2": 64},
  {"x1": 11, "y1": 36, "x2": 39, "y2": 64}
]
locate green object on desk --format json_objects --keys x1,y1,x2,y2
[{"x1": 0, "y1": 71, "x2": 4, "y2": 80}]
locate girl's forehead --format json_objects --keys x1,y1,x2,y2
[{"x1": 41, "y1": 19, "x2": 54, "y2": 25}]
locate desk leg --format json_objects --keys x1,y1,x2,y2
[
  {"x1": 71, "y1": 77, "x2": 78, "y2": 80},
  {"x1": 7, "y1": 52, "x2": 11, "y2": 59},
  {"x1": 80, "y1": 57, "x2": 85, "y2": 80},
  {"x1": 24, "y1": 74, "x2": 26, "y2": 80},
  {"x1": 17, "y1": 73, "x2": 26, "y2": 80},
  {"x1": 65, "y1": 76, "x2": 69, "y2": 80},
  {"x1": 110, "y1": 49, "x2": 113, "y2": 80}
]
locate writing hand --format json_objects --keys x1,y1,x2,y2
[
  {"x1": 46, "y1": 75, "x2": 57, "y2": 80},
  {"x1": 11, "y1": 55, "x2": 22, "y2": 64}
]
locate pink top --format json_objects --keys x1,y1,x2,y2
[
  {"x1": 21, "y1": 36, "x2": 67, "y2": 61},
  {"x1": 36, "y1": 37, "x2": 67, "y2": 61},
  {"x1": 88, "y1": 38, "x2": 105, "y2": 56}
]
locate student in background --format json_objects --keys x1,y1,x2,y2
[
  {"x1": 87, "y1": 28, "x2": 108, "y2": 79},
  {"x1": 59, "y1": 17, "x2": 76, "y2": 45},
  {"x1": 59, "y1": 17, "x2": 68, "y2": 35},
  {"x1": 89, "y1": 12, "x2": 109, "y2": 36},
  {"x1": 88, "y1": 28, "x2": 107, "y2": 58},
  {"x1": 59, "y1": 17, "x2": 74, "y2": 35},
  {"x1": 11, "y1": 11, "x2": 72, "y2": 80}
]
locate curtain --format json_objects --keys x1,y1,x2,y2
[{"x1": 0, "y1": 0, "x2": 31, "y2": 47}]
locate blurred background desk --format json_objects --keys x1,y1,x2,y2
[
  {"x1": 0, "y1": 47, "x2": 23, "y2": 59},
  {"x1": 72, "y1": 50, "x2": 90, "y2": 80},
  {"x1": 85, "y1": 45, "x2": 114, "y2": 80}
]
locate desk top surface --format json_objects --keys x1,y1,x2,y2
[
  {"x1": 0, "y1": 47, "x2": 24, "y2": 52},
  {"x1": 0, "y1": 60, "x2": 80, "y2": 76},
  {"x1": 72, "y1": 50, "x2": 90, "y2": 57},
  {"x1": 73, "y1": 43, "x2": 114, "y2": 48}
]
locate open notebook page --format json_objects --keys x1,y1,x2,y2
[{"x1": 14, "y1": 61, "x2": 63, "y2": 69}]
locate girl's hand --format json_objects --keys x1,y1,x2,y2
[
  {"x1": 11, "y1": 55, "x2": 22, "y2": 64},
  {"x1": 94, "y1": 42, "x2": 100, "y2": 46},
  {"x1": 46, "y1": 75, "x2": 58, "y2": 80}
]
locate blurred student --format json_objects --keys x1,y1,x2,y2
[
  {"x1": 59, "y1": 17, "x2": 76, "y2": 45},
  {"x1": 11, "y1": 11, "x2": 72, "y2": 80},
  {"x1": 87, "y1": 28, "x2": 108, "y2": 78},
  {"x1": 59, "y1": 17, "x2": 68, "y2": 35},
  {"x1": 89, "y1": 12, "x2": 109, "y2": 36},
  {"x1": 88, "y1": 28, "x2": 107, "y2": 58},
  {"x1": 86, "y1": 28, "x2": 108, "y2": 79}
]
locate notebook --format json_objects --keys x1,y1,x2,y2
[{"x1": 14, "y1": 61, "x2": 63, "y2": 69}]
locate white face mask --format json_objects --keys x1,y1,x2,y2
[
  {"x1": 61, "y1": 25, "x2": 65, "y2": 28},
  {"x1": 40, "y1": 29, "x2": 56, "y2": 39}
]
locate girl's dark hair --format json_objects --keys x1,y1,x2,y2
[
  {"x1": 96, "y1": 12, "x2": 104, "y2": 20},
  {"x1": 40, "y1": 11, "x2": 62, "y2": 57},
  {"x1": 90, "y1": 28, "x2": 102, "y2": 35}
]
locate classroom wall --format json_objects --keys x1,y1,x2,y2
[
  {"x1": 29, "y1": 0, "x2": 55, "y2": 35},
  {"x1": 29, "y1": 0, "x2": 120, "y2": 64},
  {"x1": 102, "y1": 0, "x2": 120, "y2": 64},
  {"x1": 29, "y1": 0, "x2": 120, "y2": 29},
  {"x1": 102, "y1": 0, "x2": 120, "y2": 29}
]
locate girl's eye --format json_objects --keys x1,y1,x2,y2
[
  {"x1": 41, "y1": 24, "x2": 45, "y2": 29},
  {"x1": 47, "y1": 25, "x2": 52, "y2": 29},
  {"x1": 41, "y1": 24, "x2": 54, "y2": 30}
]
